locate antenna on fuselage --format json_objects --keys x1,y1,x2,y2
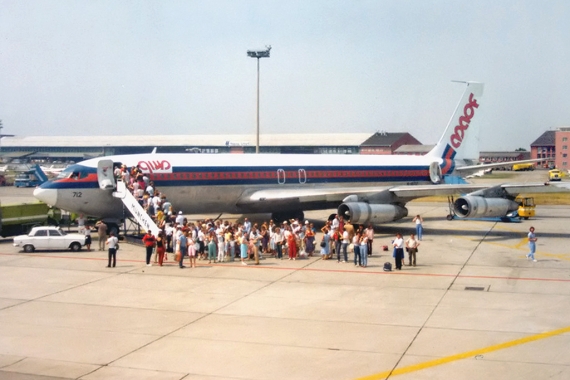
[{"x1": 151, "y1": 147, "x2": 157, "y2": 154}]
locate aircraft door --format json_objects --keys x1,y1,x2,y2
[
  {"x1": 298, "y1": 169, "x2": 307, "y2": 184},
  {"x1": 429, "y1": 162, "x2": 443, "y2": 184},
  {"x1": 277, "y1": 169, "x2": 286, "y2": 184},
  {"x1": 97, "y1": 159, "x2": 116, "y2": 190}
]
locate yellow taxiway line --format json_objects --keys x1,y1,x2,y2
[{"x1": 355, "y1": 325, "x2": 570, "y2": 379}]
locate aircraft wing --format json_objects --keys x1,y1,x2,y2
[
  {"x1": 389, "y1": 182, "x2": 570, "y2": 198},
  {"x1": 239, "y1": 186, "x2": 387, "y2": 204},
  {"x1": 238, "y1": 182, "x2": 570, "y2": 207},
  {"x1": 455, "y1": 158, "x2": 546, "y2": 174}
]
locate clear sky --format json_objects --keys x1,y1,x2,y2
[{"x1": 1, "y1": 0, "x2": 569, "y2": 151}]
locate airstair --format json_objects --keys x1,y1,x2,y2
[
  {"x1": 96, "y1": 159, "x2": 160, "y2": 237},
  {"x1": 112, "y1": 181, "x2": 160, "y2": 236}
]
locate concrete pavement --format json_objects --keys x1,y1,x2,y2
[{"x1": 1, "y1": 203, "x2": 569, "y2": 379}]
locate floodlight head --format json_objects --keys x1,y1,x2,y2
[{"x1": 247, "y1": 45, "x2": 272, "y2": 58}]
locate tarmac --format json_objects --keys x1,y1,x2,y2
[{"x1": 1, "y1": 194, "x2": 570, "y2": 380}]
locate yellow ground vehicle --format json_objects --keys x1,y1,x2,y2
[
  {"x1": 549, "y1": 169, "x2": 562, "y2": 181},
  {"x1": 516, "y1": 197, "x2": 535, "y2": 219},
  {"x1": 512, "y1": 163, "x2": 534, "y2": 171}
]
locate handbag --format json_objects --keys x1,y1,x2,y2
[
  {"x1": 115, "y1": 243, "x2": 119, "y2": 250},
  {"x1": 174, "y1": 251, "x2": 181, "y2": 262},
  {"x1": 320, "y1": 241, "x2": 326, "y2": 248}
]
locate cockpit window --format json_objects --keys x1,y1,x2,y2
[
  {"x1": 70, "y1": 171, "x2": 85, "y2": 180},
  {"x1": 57, "y1": 167, "x2": 74, "y2": 179},
  {"x1": 56, "y1": 165, "x2": 90, "y2": 180}
]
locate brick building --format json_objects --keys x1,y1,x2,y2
[{"x1": 359, "y1": 132, "x2": 422, "y2": 155}]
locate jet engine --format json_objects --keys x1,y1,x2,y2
[
  {"x1": 338, "y1": 202, "x2": 408, "y2": 224},
  {"x1": 453, "y1": 196, "x2": 519, "y2": 218}
]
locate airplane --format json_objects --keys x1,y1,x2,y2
[
  {"x1": 40, "y1": 165, "x2": 69, "y2": 177},
  {"x1": 465, "y1": 167, "x2": 493, "y2": 179},
  {"x1": 33, "y1": 82, "x2": 570, "y2": 233}
]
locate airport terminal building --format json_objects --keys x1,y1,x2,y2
[
  {"x1": 1, "y1": 129, "x2": 561, "y2": 166},
  {"x1": 0, "y1": 132, "x2": 423, "y2": 162}
]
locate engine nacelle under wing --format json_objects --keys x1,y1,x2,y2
[
  {"x1": 453, "y1": 196, "x2": 519, "y2": 218},
  {"x1": 338, "y1": 202, "x2": 408, "y2": 224}
]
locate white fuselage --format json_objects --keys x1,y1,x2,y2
[{"x1": 34, "y1": 152, "x2": 443, "y2": 219}]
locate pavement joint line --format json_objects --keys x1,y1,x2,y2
[
  {"x1": 354, "y1": 324, "x2": 570, "y2": 380},
  {"x1": 356, "y1": 220, "x2": 567, "y2": 380},
  {"x1": 452, "y1": 235, "x2": 570, "y2": 262},
  {"x1": 2, "y1": 252, "x2": 570, "y2": 282},
  {"x1": 104, "y1": 250, "x2": 319, "y2": 370},
  {"x1": 379, "y1": 220, "x2": 497, "y2": 379},
  {"x1": 0, "y1": 265, "x2": 124, "y2": 313}
]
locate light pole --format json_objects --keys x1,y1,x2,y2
[
  {"x1": 0, "y1": 119, "x2": 3, "y2": 155},
  {"x1": 247, "y1": 45, "x2": 271, "y2": 154}
]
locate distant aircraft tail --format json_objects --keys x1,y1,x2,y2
[
  {"x1": 33, "y1": 164, "x2": 49, "y2": 184},
  {"x1": 427, "y1": 82, "x2": 484, "y2": 161}
]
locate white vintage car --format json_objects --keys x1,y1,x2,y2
[{"x1": 13, "y1": 226, "x2": 86, "y2": 253}]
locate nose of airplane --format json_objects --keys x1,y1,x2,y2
[{"x1": 33, "y1": 187, "x2": 58, "y2": 206}]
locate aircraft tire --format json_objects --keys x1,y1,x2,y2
[
  {"x1": 271, "y1": 211, "x2": 305, "y2": 224},
  {"x1": 107, "y1": 223, "x2": 119, "y2": 237}
]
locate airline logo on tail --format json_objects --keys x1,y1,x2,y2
[
  {"x1": 436, "y1": 88, "x2": 482, "y2": 175},
  {"x1": 450, "y1": 93, "x2": 479, "y2": 149}
]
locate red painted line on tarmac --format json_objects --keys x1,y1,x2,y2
[{"x1": 1, "y1": 251, "x2": 570, "y2": 283}]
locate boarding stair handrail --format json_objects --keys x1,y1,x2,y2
[{"x1": 112, "y1": 181, "x2": 160, "y2": 237}]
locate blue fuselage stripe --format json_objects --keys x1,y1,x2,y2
[{"x1": 41, "y1": 165, "x2": 432, "y2": 189}]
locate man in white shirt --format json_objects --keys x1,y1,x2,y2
[
  {"x1": 331, "y1": 215, "x2": 340, "y2": 232},
  {"x1": 76, "y1": 214, "x2": 86, "y2": 234},
  {"x1": 175, "y1": 211, "x2": 185, "y2": 225},
  {"x1": 243, "y1": 218, "x2": 252, "y2": 234},
  {"x1": 405, "y1": 233, "x2": 420, "y2": 267},
  {"x1": 165, "y1": 223, "x2": 174, "y2": 253},
  {"x1": 392, "y1": 233, "x2": 405, "y2": 270},
  {"x1": 106, "y1": 232, "x2": 119, "y2": 268}
]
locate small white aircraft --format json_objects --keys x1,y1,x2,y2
[
  {"x1": 465, "y1": 168, "x2": 493, "y2": 179},
  {"x1": 40, "y1": 165, "x2": 69, "y2": 177},
  {"x1": 33, "y1": 82, "x2": 569, "y2": 231}
]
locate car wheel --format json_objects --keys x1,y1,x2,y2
[
  {"x1": 23, "y1": 245, "x2": 35, "y2": 253},
  {"x1": 70, "y1": 242, "x2": 82, "y2": 252}
]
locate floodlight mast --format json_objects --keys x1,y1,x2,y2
[{"x1": 247, "y1": 45, "x2": 271, "y2": 154}]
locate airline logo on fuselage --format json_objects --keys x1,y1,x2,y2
[
  {"x1": 450, "y1": 93, "x2": 479, "y2": 149},
  {"x1": 138, "y1": 160, "x2": 172, "y2": 174}
]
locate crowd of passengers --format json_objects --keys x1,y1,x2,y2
[
  {"x1": 146, "y1": 214, "x2": 377, "y2": 269},
  {"x1": 114, "y1": 164, "x2": 378, "y2": 268}
]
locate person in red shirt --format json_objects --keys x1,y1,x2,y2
[
  {"x1": 287, "y1": 229, "x2": 298, "y2": 260},
  {"x1": 142, "y1": 231, "x2": 156, "y2": 266},
  {"x1": 155, "y1": 231, "x2": 166, "y2": 266}
]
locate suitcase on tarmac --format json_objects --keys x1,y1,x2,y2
[{"x1": 383, "y1": 262, "x2": 392, "y2": 271}]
